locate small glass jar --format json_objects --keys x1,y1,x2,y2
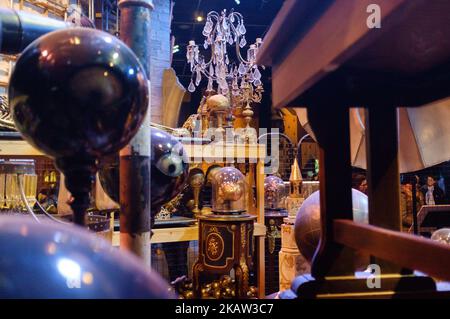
[
  {"x1": 211, "y1": 167, "x2": 247, "y2": 214},
  {"x1": 0, "y1": 159, "x2": 37, "y2": 211},
  {"x1": 264, "y1": 175, "x2": 286, "y2": 210}
]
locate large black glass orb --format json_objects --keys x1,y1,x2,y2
[
  {"x1": 0, "y1": 216, "x2": 173, "y2": 298},
  {"x1": 97, "y1": 128, "x2": 189, "y2": 213},
  {"x1": 9, "y1": 28, "x2": 149, "y2": 159},
  {"x1": 151, "y1": 128, "x2": 189, "y2": 211}
]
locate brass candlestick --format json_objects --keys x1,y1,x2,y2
[
  {"x1": 188, "y1": 168, "x2": 205, "y2": 217},
  {"x1": 206, "y1": 94, "x2": 230, "y2": 141}
]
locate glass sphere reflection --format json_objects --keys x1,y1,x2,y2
[
  {"x1": 294, "y1": 189, "x2": 369, "y2": 262},
  {"x1": 431, "y1": 228, "x2": 450, "y2": 245},
  {"x1": 0, "y1": 216, "x2": 173, "y2": 298},
  {"x1": 211, "y1": 167, "x2": 247, "y2": 214}
]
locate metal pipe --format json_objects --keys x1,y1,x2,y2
[
  {"x1": 89, "y1": 0, "x2": 94, "y2": 21},
  {"x1": 118, "y1": 0, "x2": 153, "y2": 266},
  {"x1": 0, "y1": 8, "x2": 69, "y2": 55}
]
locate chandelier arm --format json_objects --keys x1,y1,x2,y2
[
  {"x1": 208, "y1": 17, "x2": 221, "y2": 64},
  {"x1": 230, "y1": 11, "x2": 244, "y2": 24},
  {"x1": 200, "y1": 68, "x2": 218, "y2": 81},
  {"x1": 229, "y1": 20, "x2": 240, "y2": 42},
  {"x1": 235, "y1": 42, "x2": 250, "y2": 65},
  {"x1": 228, "y1": 13, "x2": 242, "y2": 37},
  {"x1": 231, "y1": 29, "x2": 250, "y2": 65},
  {"x1": 207, "y1": 11, "x2": 220, "y2": 19}
]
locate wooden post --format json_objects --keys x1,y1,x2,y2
[
  {"x1": 118, "y1": 0, "x2": 154, "y2": 266},
  {"x1": 256, "y1": 158, "x2": 265, "y2": 298},
  {"x1": 365, "y1": 106, "x2": 404, "y2": 274},
  {"x1": 306, "y1": 103, "x2": 354, "y2": 279}
]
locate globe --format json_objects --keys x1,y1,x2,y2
[
  {"x1": 0, "y1": 216, "x2": 174, "y2": 298},
  {"x1": 294, "y1": 189, "x2": 368, "y2": 262}
]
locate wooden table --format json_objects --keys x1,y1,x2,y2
[
  {"x1": 111, "y1": 223, "x2": 267, "y2": 245},
  {"x1": 0, "y1": 138, "x2": 268, "y2": 297},
  {"x1": 258, "y1": 0, "x2": 450, "y2": 297}
]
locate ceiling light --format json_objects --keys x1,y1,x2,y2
[{"x1": 196, "y1": 16, "x2": 204, "y2": 22}]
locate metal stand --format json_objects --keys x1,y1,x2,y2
[{"x1": 118, "y1": 0, "x2": 153, "y2": 265}]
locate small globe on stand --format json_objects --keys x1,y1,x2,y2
[
  {"x1": 211, "y1": 167, "x2": 247, "y2": 214},
  {"x1": 294, "y1": 189, "x2": 368, "y2": 262}
]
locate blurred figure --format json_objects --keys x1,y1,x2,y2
[
  {"x1": 421, "y1": 175, "x2": 445, "y2": 205},
  {"x1": 352, "y1": 174, "x2": 368, "y2": 195},
  {"x1": 437, "y1": 173, "x2": 446, "y2": 198},
  {"x1": 400, "y1": 182, "x2": 423, "y2": 231},
  {"x1": 35, "y1": 188, "x2": 58, "y2": 214}
]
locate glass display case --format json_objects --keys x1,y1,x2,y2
[
  {"x1": 264, "y1": 175, "x2": 286, "y2": 211},
  {"x1": 211, "y1": 166, "x2": 247, "y2": 214}
]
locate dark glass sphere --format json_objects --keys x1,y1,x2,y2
[
  {"x1": 0, "y1": 216, "x2": 173, "y2": 298},
  {"x1": 98, "y1": 128, "x2": 188, "y2": 211},
  {"x1": 9, "y1": 28, "x2": 149, "y2": 159},
  {"x1": 151, "y1": 128, "x2": 189, "y2": 211}
]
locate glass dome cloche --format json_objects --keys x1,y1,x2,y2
[
  {"x1": 211, "y1": 167, "x2": 248, "y2": 214},
  {"x1": 264, "y1": 175, "x2": 286, "y2": 210},
  {"x1": 431, "y1": 228, "x2": 450, "y2": 245}
]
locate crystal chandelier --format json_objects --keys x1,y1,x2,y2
[{"x1": 186, "y1": 9, "x2": 264, "y2": 100}]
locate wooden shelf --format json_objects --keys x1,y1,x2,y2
[
  {"x1": 0, "y1": 137, "x2": 267, "y2": 297},
  {"x1": 182, "y1": 142, "x2": 265, "y2": 162},
  {"x1": 0, "y1": 138, "x2": 267, "y2": 157},
  {"x1": 111, "y1": 222, "x2": 266, "y2": 246},
  {"x1": 0, "y1": 139, "x2": 42, "y2": 156},
  {"x1": 20, "y1": 0, "x2": 68, "y2": 17}
]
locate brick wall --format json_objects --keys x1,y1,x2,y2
[{"x1": 149, "y1": 0, "x2": 172, "y2": 124}]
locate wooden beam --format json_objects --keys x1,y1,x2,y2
[
  {"x1": 258, "y1": 0, "x2": 412, "y2": 108},
  {"x1": 365, "y1": 106, "x2": 403, "y2": 273},
  {"x1": 306, "y1": 102, "x2": 354, "y2": 278},
  {"x1": 334, "y1": 219, "x2": 450, "y2": 281},
  {"x1": 256, "y1": 0, "x2": 325, "y2": 66}
]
